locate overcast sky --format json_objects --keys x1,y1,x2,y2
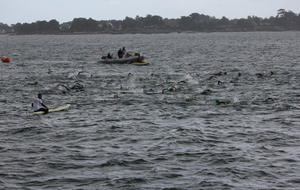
[{"x1": 2, "y1": 0, "x2": 299, "y2": 25}]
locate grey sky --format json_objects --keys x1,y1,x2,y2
[{"x1": 2, "y1": 0, "x2": 299, "y2": 25}]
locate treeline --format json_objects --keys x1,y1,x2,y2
[{"x1": 0, "y1": 9, "x2": 299, "y2": 34}]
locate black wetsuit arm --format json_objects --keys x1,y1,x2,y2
[{"x1": 41, "y1": 103, "x2": 48, "y2": 109}]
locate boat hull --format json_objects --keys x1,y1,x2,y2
[{"x1": 98, "y1": 56, "x2": 144, "y2": 64}]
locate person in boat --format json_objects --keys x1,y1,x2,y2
[
  {"x1": 136, "y1": 54, "x2": 144, "y2": 63},
  {"x1": 122, "y1": 47, "x2": 127, "y2": 54},
  {"x1": 134, "y1": 51, "x2": 140, "y2": 56},
  {"x1": 107, "y1": 53, "x2": 112, "y2": 59},
  {"x1": 117, "y1": 48, "x2": 123, "y2": 58},
  {"x1": 125, "y1": 52, "x2": 132, "y2": 58},
  {"x1": 32, "y1": 93, "x2": 49, "y2": 113}
]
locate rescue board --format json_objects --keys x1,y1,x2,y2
[
  {"x1": 28, "y1": 104, "x2": 71, "y2": 115},
  {"x1": 131, "y1": 62, "x2": 149, "y2": 66}
]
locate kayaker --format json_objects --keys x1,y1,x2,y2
[
  {"x1": 32, "y1": 93, "x2": 49, "y2": 113},
  {"x1": 137, "y1": 54, "x2": 143, "y2": 63}
]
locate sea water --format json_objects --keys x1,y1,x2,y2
[{"x1": 0, "y1": 32, "x2": 300, "y2": 189}]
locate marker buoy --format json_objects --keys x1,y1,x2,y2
[{"x1": 1, "y1": 56, "x2": 10, "y2": 62}]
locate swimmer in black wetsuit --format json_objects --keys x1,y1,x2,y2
[
  {"x1": 201, "y1": 89, "x2": 213, "y2": 95},
  {"x1": 265, "y1": 97, "x2": 274, "y2": 102},
  {"x1": 214, "y1": 99, "x2": 231, "y2": 105},
  {"x1": 218, "y1": 81, "x2": 224, "y2": 85},
  {"x1": 162, "y1": 86, "x2": 177, "y2": 93}
]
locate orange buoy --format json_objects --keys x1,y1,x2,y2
[{"x1": 1, "y1": 56, "x2": 10, "y2": 62}]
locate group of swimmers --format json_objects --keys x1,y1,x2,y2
[
  {"x1": 131, "y1": 70, "x2": 277, "y2": 105},
  {"x1": 31, "y1": 69, "x2": 278, "y2": 114}
]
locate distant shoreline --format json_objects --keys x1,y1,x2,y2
[
  {"x1": 2, "y1": 9, "x2": 299, "y2": 36},
  {"x1": 5, "y1": 29, "x2": 299, "y2": 36}
]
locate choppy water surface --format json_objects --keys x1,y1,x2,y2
[{"x1": 0, "y1": 32, "x2": 300, "y2": 189}]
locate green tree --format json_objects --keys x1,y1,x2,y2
[
  {"x1": 48, "y1": 19, "x2": 60, "y2": 31},
  {"x1": 236, "y1": 18, "x2": 257, "y2": 30},
  {"x1": 122, "y1": 16, "x2": 136, "y2": 29},
  {"x1": 151, "y1": 15, "x2": 164, "y2": 28},
  {"x1": 220, "y1": 16, "x2": 230, "y2": 26},
  {"x1": 70, "y1": 18, "x2": 98, "y2": 32},
  {"x1": 179, "y1": 16, "x2": 193, "y2": 30},
  {"x1": 274, "y1": 9, "x2": 298, "y2": 29}
]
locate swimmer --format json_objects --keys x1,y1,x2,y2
[
  {"x1": 28, "y1": 81, "x2": 38, "y2": 85},
  {"x1": 201, "y1": 89, "x2": 213, "y2": 95},
  {"x1": 214, "y1": 99, "x2": 231, "y2": 105},
  {"x1": 162, "y1": 86, "x2": 176, "y2": 93},
  {"x1": 256, "y1": 73, "x2": 264, "y2": 77},
  {"x1": 194, "y1": 73, "x2": 203, "y2": 78},
  {"x1": 185, "y1": 97, "x2": 198, "y2": 102},
  {"x1": 61, "y1": 84, "x2": 70, "y2": 91},
  {"x1": 162, "y1": 88, "x2": 169, "y2": 93},
  {"x1": 178, "y1": 81, "x2": 187, "y2": 85},
  {"x1": 105, "y1": 82, "x2": 112, "y2": 87},
  {"x1": 265, "y1": 97, "x2": 274, "y2": 102},
  {"x1": 208, "y1": 76, "x2": 217, "y2": 80},
  {"x1": 230, "y1": 77, "x2": 239, "y2": 83},
  {"x1": 218, "y1": 81, "x2": 224, "y2": 85},
  {"x1": 214, "y1": 71, "x2": 227, "y2": 76},
  {"x1": 71, "y1": 83, "x2": 84, "y2": 89},
  {"x1": 168, "y1": 86, "x2": 177, "y2": 91}
]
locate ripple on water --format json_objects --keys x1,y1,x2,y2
[{"x1": 1, "y1": 32, "x2": 300, "y2": 189}]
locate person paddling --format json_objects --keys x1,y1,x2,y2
[{"x1": 32, "y1": 93, "x2": 49, "y2": 113}]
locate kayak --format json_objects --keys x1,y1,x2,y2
[
  {"x1": 131, "y1": 62, "x2": 149, "y2": 66},
  {"x1": 27, "y1": 104, "x2": 71, "y2": 115}
]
